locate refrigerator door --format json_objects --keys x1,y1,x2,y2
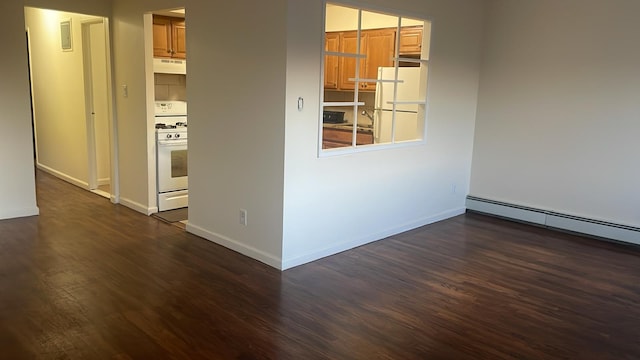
[
  {"x1": 376, "y1": 110, "x2": 419, "y2": 143},
  {"x1": 374, "y1": 67, "x2": 421, "y2": 143}
]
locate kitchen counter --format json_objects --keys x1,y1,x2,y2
[
  {"x1": 322, "y1": 123, "x2": 374, "y2": 149},
  {"x1": 323, "y1": 123, "x2": 373, "y2": 134}
]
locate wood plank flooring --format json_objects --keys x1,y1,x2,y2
[{"x1": 1, "y1": 170, "x2": 639, "y2": 359}]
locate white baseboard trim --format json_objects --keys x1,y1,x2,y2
[
  {"x1": 183, "y1": 208, "x2": 465, "y2": 271},
  {"x1": 0, "y1": 206, "x2": 40, "y2": 220},
  {"x1": 119, "y1": 197, "x2": 156, "y2": 216},
  {"x1": 37, "y1": 163, "x2": 88, "y2": 190},
  {"x1": 466, "y1": 196, "x2": 640, "y2": 246},
  {"x1": 281, "y1": 207, "x2": 467, "y2": 270},
  {"x1": 186, "y1": 222, "x2": 282, "y2": 269},
  {"x1": 90, "y1": 189, "x2": 110, "y2": 199}
]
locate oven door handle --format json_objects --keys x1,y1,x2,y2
[{"x1": 158, "y1": 140, "x2": 188, "y2": 146}]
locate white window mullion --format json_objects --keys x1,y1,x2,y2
[{"x1": 352, "y1": 9, "x2": 363, "y2": 147}]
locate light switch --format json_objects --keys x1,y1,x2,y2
[{"x1": 122, "y1": 85, "x2": 128, "y2": 98}]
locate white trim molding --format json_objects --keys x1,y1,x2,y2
[
  {"x1": 466, "y1": 196, "x2": 640, "y2": 246},
  {"x1": 186, "y1": 223, "x2": 283, "y2": 270}
]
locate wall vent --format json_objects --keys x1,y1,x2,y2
[{"x1": 466, "y1": 196, "x2": 640, "y2": 245}]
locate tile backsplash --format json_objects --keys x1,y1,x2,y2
[
  {"x1": 323, "y1": 91, "x2": 375, "y2": 126},
  {"x1": 155, "y1": 73, "x2": 186, "y2": 101}
]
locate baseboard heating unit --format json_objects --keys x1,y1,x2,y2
[{"x1": 466, "y1": 196, "x2": 640, "y2": 246}]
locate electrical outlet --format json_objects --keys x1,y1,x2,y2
[{"x1": 239, "y1": 209, "x2": 247, "y2": 226}]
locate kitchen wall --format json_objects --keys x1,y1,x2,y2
[
  {"x1": 25, "y1": 7, "x2": 105, "y2": 189},
  {"x1": 470, "y1": 0, "x2": 640, "y2": 228},
  {"x1": 325, "y1": 4, "x2": 423, "y2": 31},
  {"x1": 282, "y1": 0, "x2": 484, "y2": 268},
  {"x1": 154, "y1": 74, "x2": 186, "y2": 101}
]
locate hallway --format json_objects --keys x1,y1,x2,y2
[{"x1": 0, "y1": 171, "x2": 639, "y2": 359}]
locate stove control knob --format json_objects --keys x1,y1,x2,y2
[
  {"x1": 166, "y1": 134, "x2": 173, "y2": 139},
  {"x1": 175, "y1": 133, "x2": 181, "y2": 139}
]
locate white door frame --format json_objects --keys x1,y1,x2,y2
[
  {"x1": 26, "y1": 28, "x2": 39, "y2": 164},
  {"x1": 81, "y1": 19, "x2": 99, "y2": 190},
  {"x1": 81, "y1": 18, "x2": 119, "y2": 202}
]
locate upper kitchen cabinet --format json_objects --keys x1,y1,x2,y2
[
  {"x1": 337, "y1": 31, "x2": 363, "y2": 91},
  {"x1": 153, "y1": 15, "x2": 186, "y2": 59},
  {"x1": 338, "y1": 29, "x2": 395, "y2": 91},
  {"x1": 324, "y1": 32, "x2": 340, "y2": 90},
  {"x1": 323, "y1": 4, "x2": 426, "y2": 92},
  {"x1": 362, "y1": 29, "x2": 395, "y2": 89},
  {"x1": 399, "y1": 26, "x2": 423, "y2": 56}
]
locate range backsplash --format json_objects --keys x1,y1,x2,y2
[{"x1": 155, "y1": 73, "x2": 186, "y2": 101}]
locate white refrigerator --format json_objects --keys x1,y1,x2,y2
[{"x1": 374, "y1": 67, "x2": 424, "y2": 143}]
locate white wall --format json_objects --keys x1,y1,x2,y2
[
  {"x1": 185, "y1": 0, "x2": 287, "y2": 268},
  {"x1": 0, "y1": 1, "x2": 39, "y2": 220},
  {"x1": 470, "y1": 0, "x2": 640, "y2": 227},
  {"x1": 25, "y1": 8, "x2": 103, "y2": 188},
  {"x1": 24, "y1": 0, "x2": 110, "y2": 17},
  {"x1": 325, "y1": 4, "x2": 423, "y2": 32},
  {"x1": 282, "y1": 0, "x2": 485, "y2": 268},
  {"x1": 1, "y1": 0, "x2": 111, "y2": 220},
  {"x1": 184, "y1": 0, "x2": 483, "y2": 270},
  {"x1": 5, "y1": 0, "x2": 483, "y2": 271},
  {"x1": 111, "y1": 0, "x2": 184, "y2": 214}
]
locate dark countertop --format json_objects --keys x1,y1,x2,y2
[{"x1": 323, "y1": 123, "x2": 373, "y2": 134}]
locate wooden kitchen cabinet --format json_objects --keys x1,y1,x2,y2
[
  {"x1": 324, "y1": 33, "x2": 340, "y2": 89},
  {"x1": 153, "y1": 16, "x2": 186, "y2": 59},
  {"x1": 322, "y1": 126, "x2": 374, "y2": 149},
  {"x1": 362, "y1": 29, "x2": 395, "y2": 89},
  {"x1": 337, "y1": 31, "x2": 363, "y2": 91},
  {"x1": 399, "y1": 26, "x2": 423, "y2": 56},
  {"x1": 325, "y1": 26, "x2": 421, "y2": 92},
  {"x1": 333, "y1": 29, "x2": 395, "y2": 92}
]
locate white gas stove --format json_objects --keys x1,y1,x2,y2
[{"x1": 155, "y1": 101, "x2": 188, "y2": 212}]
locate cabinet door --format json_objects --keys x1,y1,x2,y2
[
  {"x1": 324, "y1": 32, "x2": 340, "y2": 89},
  {"x1": 362, "y1": 29, "x2": 395, "y2": 91},
  {"x1": 153, "y1": 16, "x2": 173, "y2": 58},
  {"x1": 172, "y1": 20, "x2": 187, "y2": 59},
  {"x1": 339, "y1": 31, "x2": 366, "y2": 91},
  {"x1": 399, "y1": 27, "x2": 422, "y2": 55}
]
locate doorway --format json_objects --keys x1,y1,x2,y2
[
  {"x1": 82, "y1": 19, "x2": 111, "y2": 198},
  {"x1": 25, "y1": 7, "x2": 117, "y2": 202}
]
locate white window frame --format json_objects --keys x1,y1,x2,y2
[{"x1": 319, "y1": 2, "x2": 431, "y2": 156}]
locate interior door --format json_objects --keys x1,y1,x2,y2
[{"x1": 83, "y1": 20, "x2": 111, "y2": 193}]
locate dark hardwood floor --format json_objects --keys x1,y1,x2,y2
[{"x1": 1, "y1": 170, "x2": 639, "y2": 359}]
